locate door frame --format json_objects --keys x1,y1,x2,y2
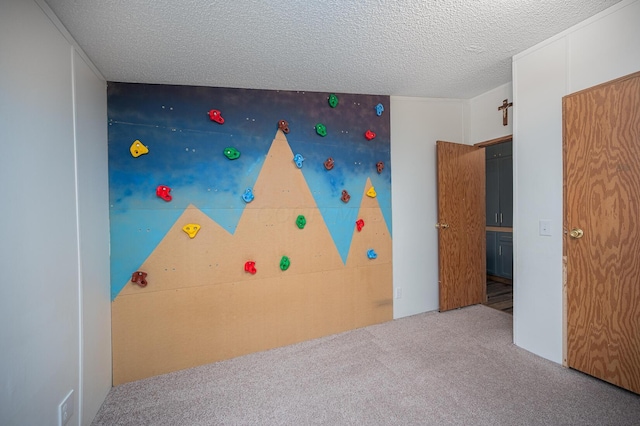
[
  {"x1": 436, "y1": 134, "x2": 514, "y2": 313},
  {"x1": 474, "y1": 134, "x2": 513, "y2": 149}
]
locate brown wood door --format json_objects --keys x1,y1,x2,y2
[
  {"x1": 564, "y1": 71, "x2": 640, "y2": 394},
  {"x1": 437, "y1": 141, "x2": 486, "y2": 312}
]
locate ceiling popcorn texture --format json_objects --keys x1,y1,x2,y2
[{"x1": 44, "y1": 0, "x2": 621, "y2": 98}]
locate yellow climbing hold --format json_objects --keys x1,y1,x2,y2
[
  {"x1": 366, "y1": 187, "x2": 377, "y2": 198},
  {"x1": 130, "y1": 140, "x2": 149, "y2": 157},
  {"x1": 182, "y1": 223, "x2": 201, "y2": 239}
]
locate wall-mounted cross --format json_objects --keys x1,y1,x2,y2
[{"x1": 498, "y1": 99, "x2": 513, "y2": 126}]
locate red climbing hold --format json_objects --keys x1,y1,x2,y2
[
  {"x1": 208, "y1": 109, "x2": 225, "y2": 124},
  {"x1": 376, "y1": 161, "x2": 384, "y2": 174},
  {"x1": 341, "y1": 190, "x2": 351, "y2": 203},
  {"x1": 244, "y1": 261, "x2": 257, "y2": 274},
  {"x1": 131, "y1": 271, "x2": 148, "y2": 287},
  {"x1": 356, "y1": 219, "x2": 365, "y2": 232},
  {"x1": 156, "y1": 185, "x2": 172, "y2": 202},
  {"x1": 364, "y1": 130, "x2": 376, "y2": 140}
]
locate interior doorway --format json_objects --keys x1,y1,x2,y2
[
  {"x1": 435, "y1": 136, "x2": 514, "y2": 315},
  {"x1": 476, "y1": 135, "x2": 513, "y2": 315}
]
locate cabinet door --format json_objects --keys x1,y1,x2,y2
[
  {"x1": 498, "y1": 156, "x2": 513, "y2": 227},
  {"x1": 486, "y1": 231, "x2": 497, "y2": 276},
  {"x1": 486, "y1": 141, "x2": 512, "y2": 158},
  {"x1": 485, "y1": 144, "x2": 501, "y2": 159},
  {"x1": 486, "y1": 159, "x2": 500, "y2": 226},
  {"x1": 497, "y1": 233, "x2": 513, "y2": 279},
  {"x1": 499, "y1": 141, "x2": 512, "y2": 157}
]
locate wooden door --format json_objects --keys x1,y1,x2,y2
[
  {"x1": 564, "y1": 71, "x2": 640, "y2": 394},
  {"x1": 437, "y1": 141, "x2": 486, "y2": 311}
]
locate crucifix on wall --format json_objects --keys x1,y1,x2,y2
[{"x1": 498, "y1": 99, "x2": 513, "y2": 126}]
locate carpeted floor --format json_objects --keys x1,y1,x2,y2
[{"x1": 92, "y1": 305, "x2": 640, "y2": 425}]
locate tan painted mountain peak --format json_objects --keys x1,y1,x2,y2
[
  {"x1": 118, "y1": 204, "x2": 237, "y2": 296},
  {"x1": 246, "y1": 130, "x2": 317, "y2": 210},
  {"x1": 346, "y1": 177, "x2": 392, "y2": 268},
  {"x1": 234, "y1": 130, "x2": 343, "y2": 272}
]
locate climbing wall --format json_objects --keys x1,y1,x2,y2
[{"x1": 108, "y1": 83, "x2": 392, "y2": 385}]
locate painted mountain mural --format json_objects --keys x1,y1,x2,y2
[
  {"x1": 108, "y1": 84, "x2": 392, "y2": 301},
  {"x1": 112, "y1": 131, "x2": 392, "y2": 384}
]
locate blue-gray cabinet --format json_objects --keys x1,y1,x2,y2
[
  {"x1": 485, "y1": 142, "x2": 512, "y2": 227},
  {"x1": 486, "y1": 231, "x2": 513, "y2": 279},
  {"x1": 486, "y1": 231, "x2": 498, "y2": 276}
]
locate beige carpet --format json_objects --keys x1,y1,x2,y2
[{"x1": 92, "y1": 305, "x2": 640, "y2": 425}]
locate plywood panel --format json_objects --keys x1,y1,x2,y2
[
  {"x1": 112, "y1": 264, "x2": 392, "y2": 384},
  {"x1": 109, "y1": 86, "x2": 393, "y2": 384},
  {"x1": 564, "y1": 71, "x2": 640, "y2": 394}
]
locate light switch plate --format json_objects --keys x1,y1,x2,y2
[{"x1": 539, "y1": 220, "x2": 552, "y2": 236}]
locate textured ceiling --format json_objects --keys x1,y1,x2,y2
[{"x1": 44, "y1": 0, "x2": 621, "y2": 99}]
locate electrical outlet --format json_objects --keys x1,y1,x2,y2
[{"x1": 58, "y1": 390, "x2": 74, "y2": 426}]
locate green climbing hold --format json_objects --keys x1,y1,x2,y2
[
  {"x1": 315, "y1": 123, "x2": 327, "y2": 137},
  {"x1": 296, "y1": 215, "x2": 306, "y2": 229},
  {"x1": 280, "y1": 256, "x2": 291, "y2": 271},
  {"x1": 328, "y1": 93, "x2": 339, "y2": 108},
  {"x1": 223, "y1": 147, "x2": 240, "y2": 160}
]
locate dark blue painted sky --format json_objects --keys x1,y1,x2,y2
[{"x1": 108, "y1": 82, "x2": 391, "y2": 300}]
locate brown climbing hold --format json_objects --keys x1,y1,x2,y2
[
  {"x1": 278, "y1": 119, "x2": 290, "y2": 134},
  {"x1": 324, "y1": 157, "x2": 334, "y2": 170},
  {"x1": 131, "y1": 271, "x2": 148, "y2": 288}
]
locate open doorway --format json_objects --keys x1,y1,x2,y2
[{"x1": 476, "y1": 136, "x2": 513, "y2": 314}]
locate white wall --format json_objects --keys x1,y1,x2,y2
[
  {"x1": 0, "y1": 1, "x2": 110, "y2": 425},
  {"x1": 390, "y1": 97, "x2": 466, "y2": 318},
  {"x1": 73, "y1": 49, "x2": 112, "y2": 425},
  {"x1": 467, "y1": 82, "x2": 513, "y2": 145},
  {"x1": 512, "y1": 0, "x2": 640, "y2": 363}
]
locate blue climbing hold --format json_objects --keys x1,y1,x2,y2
[
  {"x1": 367, "y1": 249, "x2": 378, "y2": 259},
  {"x1": 242, "y1": 187, "x2": 254, "y2": 203},
  {"x1": 293, "y1": 153, "x2": 304, "y2": 168},
  {"x1": 375, "y1": 103, "x2": 384, "y2": 116}
]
